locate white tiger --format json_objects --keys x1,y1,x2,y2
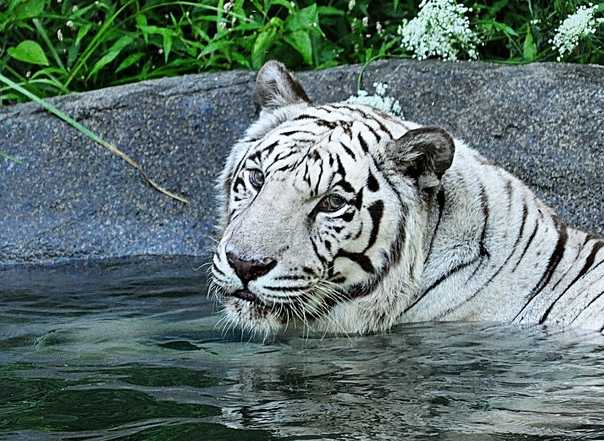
[{"x1": 210, "y1": 60, "x2": 604, "y2": 338}]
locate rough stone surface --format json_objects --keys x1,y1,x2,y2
[{"x1": 1, "y1": 60, "x2": 602, "y2": 265}]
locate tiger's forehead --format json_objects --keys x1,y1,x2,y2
[
  {"x1": 244, "y1": 103, "x2": 399, "y2": 166},
  {"x1": 236, "y1": 103, "x2": 403, "y2": 194}
]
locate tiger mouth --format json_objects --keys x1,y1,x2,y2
[
  {"x1": 226, "y1": 289, "x2": 274, "y2": 314},
  {"x1": 225, "y1": 288, "x2": 310, "y2": 321},
  {"x1": 231, "y1": 289, "x2": 258, "y2": 302}
]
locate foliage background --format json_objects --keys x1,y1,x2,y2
[{"x1": 1, "y1": 0, "x2": 603, "y2": 105}]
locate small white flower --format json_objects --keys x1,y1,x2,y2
[
  {"x1": 362, "y1": 16, "x2": 369, "y2": 28},
  {"x1": 346, "y1": 83, "x2": 403, "y2": 117},
  {"x1": 57, "y1": 28, "x2": 63, "y2": 41},
  {"x1": 348, "y1": 0, "x2": 356, "y2": 11},
  {"x1": 158, "y1": 48, "x2": 163, "y2": 54},
  {"x1": 551, "y1": 4, "x2": 603, "y2": 60},
  {"x1": 376, "y1": 21, "x2": 384, "y2": 35},
  {"x1": 373, "y1": 82, "x2": 388, "y2": 96},
  {"x1": 72, "y1": 5, "x2": 78, "y2": 12},
  {"x1": 66, "y1": 20, "x2": 75, "y2": 29},
  {"x1": 26, "y1": 71, "x2": 31, "y2": 78},
  {"x1": 223, "y1": 1, "x2": 233, "y2": 13},
  {"x1": 399, "y1": 0, "x2": 480, "y2": 61}
]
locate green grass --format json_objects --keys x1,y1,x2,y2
[{"x1": 0, "y1": 0, "x2": 603, "y2": 106}]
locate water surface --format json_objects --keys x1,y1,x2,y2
[{"x1": 1, "y1": 257, "x2": 604, "y2": 440}]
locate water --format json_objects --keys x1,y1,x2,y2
[{"x1": 1, "y1": 257, "x2": 604, "y2": 441}]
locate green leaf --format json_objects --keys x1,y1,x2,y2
[
  {"x1": 13, "y1": 0, "x2": 46, "y2": 20},
  {"x1": 267, "y1": 0, "x2": 295, "y2": 12},
  {"x1": 317, "y1": 6, "x2": 345, "y2": 16},
  {"x1": 88, "y1": 35, "x2": 133, "y2": 78},
  {"x1": 286, "y1": 4, "x2": 319, "y2": 33},
  {"x1": 252, "y1": 28, "x2": 277, "y2": 69},
  {"x1": 136, "y1": 14, "x2": 148, "y2": 43},
  {"x1": 285, "y1": 30, "x2": 313, "y2": 65},
  {"x1": 116, "y1": 52, "x2": 145, "y2": 73},
  {"x1": 200, "y1": 39, "x2": 231, "y2": 57},
  {"x1": 75, "y1": 23, "x2": 92, "y2": 46},
  {"x1": 7, "y1": 40, "x2": 49, "y2": 65},
  {"x1": 162, "y1": 31, "x2": 172, "y2": 63},
  {"x1": 523, "y1": 28, "x2": 537, "y2": 62}
]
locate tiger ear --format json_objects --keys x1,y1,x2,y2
[
  {"x1": 389, "y1": 127, "x2": 455, "y2": 192},
  {"x1": 255, "y1": 60, "x2": 311, "y2": 109}
]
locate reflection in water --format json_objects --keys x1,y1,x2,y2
[{"x1": 1, "y1": 257, "x2": 603, "y2": 440}]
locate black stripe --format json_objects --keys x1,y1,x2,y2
[
  {"x1": 511, "y1": 217, "x2": 539, "y2": 273},
  {"x1": 477, "y1": 183, "x2": 491, "y2": 258},
  {"x1": 404, "y1": 257, "x2": 481, "y2": 314},
  {"x1": 539, "y1": 240, "x2": 604, "y2": 324},
  {"x1": 570, "y1": 290, "x2": 604, "y2": 325},
  {"x1": 368, "y1": 116, "x2": 394, "y2": 139},
  {"x1": 302, "y1": 266, "x2": 316, "y2": 275},
  {"x1": 263, "y1": 285, "x2": 311, "y2": 292},
  {"x1": 549, "y1": 238, "x2": 591, "y2": 292},
  {"x1": 364, "y1": 123, "x2": 382, "y2": 143},
  {"x1": 353, "y1": 188, "x2": 364, "y2": 210},
  {"x1": 335, "y1": 250, "x2": 375, "y2": 273},
  {"x1": 425, "y1": 187, "x2": 446, "y2": 264},
  {"x1": 440, "y1": 193, "x2": 533, "y2": 318},
  {"x1": 274, "y1": 275, "x2": 309, "y2": 281},
  {"x1": 514, "y1": 217, "x2": 568, "y2": 322},
  {"x1": 467, "y1": 183, "x2": 491, "y2": 280},
  {"x1": 365, "y1": 200, "x2": 384, "y2": 251},
  {"x1": 310, "y1": 236, "x2": 327, "y2": 264},
  {"x1": 357, "y1": 133, "x2": 369, "y2": 153},
  {"x1": 338, "y1": 141, "x2": 357, "y2": 160},
  {"x1": 367, "y1": 171, "x2": 380, "y2": 192},
  {"x1": 336, "y1": 179, "x2": 355, "y2": 194},
  {"x1": 511, "y1": 199, "x2": 529, "y2": 258}
]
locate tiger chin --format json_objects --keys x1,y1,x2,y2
[{"x1": 209, "y1": 60, "x2": 604, "y2": 339}]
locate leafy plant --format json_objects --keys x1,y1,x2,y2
[{"x1": 0, "y1": 0, "x2": 602, "y2": 106}]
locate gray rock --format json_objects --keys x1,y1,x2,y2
[{"x1": 0, "y1": 60, "x2": 602, "y2": 265}]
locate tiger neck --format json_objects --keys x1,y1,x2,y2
[{"x1": 407, "y1": 148, "x2": 592, "y2": 324}]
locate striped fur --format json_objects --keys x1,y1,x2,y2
[{"x1": 210, "y1": 61, "x2": 604, "y2": 338}]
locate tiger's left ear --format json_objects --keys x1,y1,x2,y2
[
  {"x1": 255, "y1": 60, "x2": 312, "y2": 109},
  {"x1": 389, "y1": 127, "x2": 455, "y2": 192}
]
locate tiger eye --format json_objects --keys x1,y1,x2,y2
[
  {"x1": 318, "y1": 194, "x2": 348, "y2": 212},
  {"x1": 249, "y1": 169, "x2": 265, "y2": 189}
]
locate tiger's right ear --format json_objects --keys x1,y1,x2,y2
[
  {"x1": 255, "y1": 60, "x2": 311, "y2": 109},
  {"x1": 388, "y1": 127, "x2": 455, "y2": 192}
]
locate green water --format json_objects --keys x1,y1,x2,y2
[{"x1": 1, "y1": 257, "x2": 604, "y2": 440}]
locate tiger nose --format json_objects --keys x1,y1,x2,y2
[{"x1": 226, "y1": 251, "x2": 277, "y2": 284}]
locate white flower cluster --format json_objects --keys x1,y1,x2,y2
[
  {"x1": 551, "y1": 4, "x2": 603, "y2": 61},
  {"x1": 398, "y1": 0, "x2": 479, "y2": 61},
  {"x1": 346, "y1": 82, "x2": 403, "y2": 117}
]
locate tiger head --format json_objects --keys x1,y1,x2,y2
[{"x1": 210, "y1": 61, "x2": 455, "y2": 337}]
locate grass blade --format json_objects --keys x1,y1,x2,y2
[
  {"x1": 0, "y1": 150, "x2": 22, "y2": 163},
  {"x1": 0, "y1": 72, "x2": 189, "y2": 205}
]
